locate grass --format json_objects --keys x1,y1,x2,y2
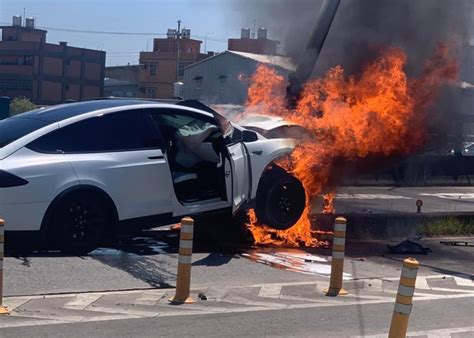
[{"x1": 418, "y1": 217, "x2": 474, "y2": 237}]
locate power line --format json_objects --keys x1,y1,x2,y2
[{"x1": 0, "y1": 21, "x2": 228, "y2": 43}]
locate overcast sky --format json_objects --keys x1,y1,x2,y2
[{"x1": 0, "y1": 0, "x2": 267, "y2": 66}]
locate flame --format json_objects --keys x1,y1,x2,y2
[
  {"x1": 322, "y1": 192, "x2": 336, "y2": 214},
  {"x1": 244, "y1": 43, "x2": 458, "y2": 247}
]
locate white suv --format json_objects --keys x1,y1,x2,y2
[{"x1": 0, "y1": 99, "x2": 305, "y2": 254}]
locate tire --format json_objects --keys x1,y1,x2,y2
[
  {"x1": 255, "y1": 167, "x2": 306, "y2": 230},
  {"x1": 48, "y1": 191, "x2": 110, "y2": 255}
]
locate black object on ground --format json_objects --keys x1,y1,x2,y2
[{"x1": 387, "y1": 239, "x2": 432, "y2": 254}]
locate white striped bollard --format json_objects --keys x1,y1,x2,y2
[
  {"x1": 0, "y1": 219, "x2": 8, "y2": 314},
  {"x1": 388, "y1": 257, "x2": 419, "y2": 338},
  {"x1": 169, "y1": 217, "x2": 195, "y2": 304},
  {"x1": 324, "y1": 216, "x2": 348, "y2": 296}
]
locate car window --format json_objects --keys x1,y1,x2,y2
[
  {"x1": 0, "y1": 117, "x2": 50, "y2": 148},
  {"x1": 27, "y1": 109, "x2": 163, "y2": 153},
  {"x1": 148, "y1": 108, "x2": 222, "y2": 143}
]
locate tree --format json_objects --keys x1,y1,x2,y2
[{"x1": 9, "y1": 96, "x2": 38, "y2": 116}]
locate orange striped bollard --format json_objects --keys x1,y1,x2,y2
[
  {"x1": 0, "y1": 219, "x2": 8, "y2": 314},
  {"x1": 324, "y1": 217, "x2": 348, "y2": 296},
  {"x1": 169, "y1": 217, "x2": 195, "y2": 304},
  {"x1": 388, "y1": 258, "x2": 419, "y2": 338}
]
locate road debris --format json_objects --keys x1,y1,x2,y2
[{"x1": 387, "y1": 239, "x2": 432, "y2": 254}]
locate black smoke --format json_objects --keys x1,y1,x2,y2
[{"x1": 225, "y1": 0, "x2": 473, "y2": 79}]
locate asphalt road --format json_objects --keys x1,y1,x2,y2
[
  {"x1": 321, "y1": 186, "x2": 474, "y2": 214},
  {"x1": 1, "y1": 186, "x2": 473, "y2": 336},
  {"x1": 1, "y1": 285, "x2": 473, "y2": 337}
]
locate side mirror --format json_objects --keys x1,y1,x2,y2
[{"x1": 243, "y1": 130, "x2": 258, "y2": 143}]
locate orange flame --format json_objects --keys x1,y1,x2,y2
[{"x1": 245, "y1": 44, "x2": 458, "y2": 247}]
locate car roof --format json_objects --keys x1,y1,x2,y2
[{"x1": 12, "y1": 99, "x2": 160, "y2": 123}]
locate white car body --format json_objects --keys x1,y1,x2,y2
[{"x1": 0, "y1": 100, "x2": 298, "y2": 241}]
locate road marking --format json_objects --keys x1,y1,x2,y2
[
  {"x1": 2, "y1": 291, "x2": 474, "y2": 329},
  {"x1": 335, "y1": 194, "x2": 411, "y2": 200},
  {"x1": 63, "y1": 293, "x2": 102, "y2": 310},
  {"x1": 2, "y1": 297, "x2": 32, "y2": 311},
  {"x1": 87, "y1": 306, "x2": 158, "y2": 317},
  {"x1": 360, "y1": 325, "x2": 474, "y2": 338},
  {"x1": 453, "y1": 275, "x2": 473, "y2": 287},
  {"x1": 419, "y1": 192, "x2": 474, "y2": 200},
  {"x1": 2, "y1": 276, "x2": 474, "y2": 329},
  {"x1": 134, "y1": 291, "x2": 166, "y2": 306},
  {"x1": 415, "y1": 276, "x2": 431, "y2": 289},
  {"x1": 257, "y1": 284, "x2": 282, "y2": 298}
]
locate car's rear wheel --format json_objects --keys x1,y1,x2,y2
[
  {"x1": 256, "y1": 166, "x2": 306, "y2": 230},
  {"x1": 49, "y1": 191, "x2": 110, "y2": 255}
]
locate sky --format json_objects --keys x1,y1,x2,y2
[{"x1": 0, "y1": 0, "x2": 263, "y2": 66}]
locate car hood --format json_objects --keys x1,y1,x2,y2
[{"x1": 240, "y1": 114, "x2": 298, "y2": 131}]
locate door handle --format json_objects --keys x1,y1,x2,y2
[{"x1": 148, "y1": 155, "x2": 164, "y2": 160}]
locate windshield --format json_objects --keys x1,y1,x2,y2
[{"x1": 0, "y1": 117, "x2": 50, "y2": 148}]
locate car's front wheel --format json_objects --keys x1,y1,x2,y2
[
  {"x1": 255, "y1": 166, "x2": 306, "y2": 230},
  {"x1": 48, "y1": 191, "x2": 110, "y2": 255}
]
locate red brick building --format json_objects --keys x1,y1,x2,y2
[
  {"x1": 228, "y1": 28, "x2": 278, "y2": 56},
  {"x1": 139, "y1": 29, "x2": 212, "y2": 99},
  {"x1": 0, "y1": 16, "x2": 105, "y2": 105}
]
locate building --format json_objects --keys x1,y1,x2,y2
[
  {"x1": 104, "y1": 64, "x2": 139, "y2": 97},
  {"x1": 184, "y1": 50, "x2": 295, "y2": 105},
  {"x1": 0, "y1": 16, "x2": 105, "y2": 105},
  {"x1": 228, "y1": 28, "x2": 279, "y2": 56},
  {"x1": 138, "y1": 28, "x2": 213, "y2": 99}
]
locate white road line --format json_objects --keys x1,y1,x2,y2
[
  {"x1": 2, "y1": 297, "x2": 32, "y2": 311},
  {"x1": 335, "y1": 194, "x2": 411, "y2": 200},
  {"x1": 419, "y1": 192, "x2": 474, "y2": 200},
  {"x1": 415, "y1": 276, "x2": 431, "y2": 290},
  {"x1": 359, "y1": 325, "x2": 474, "y2": 338},
  {"x1": 454, "y1": 276, "x2": 473, "y2": 287},
  {"x1": 87, "y1": 306, "x2": 159, "y2": 317},
  {"x1": 134, "y1": 291, "x2": 166, "y2": 306},
  {"x1": 257, "y1": 284, "x2": 283, "y2": 298},
  {"x1": 226, "y1": 296, "x2": 288, "y2": 308},
  {"x1": 3, "y1": 291, "x2": 474, "y2": 330},
  {"x1": 63, "y1": 293, "x2": 102, "y2": 310}
]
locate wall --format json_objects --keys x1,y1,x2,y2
[{"x1": 184, "y1": 53, "x2": 260, "y2": 105}]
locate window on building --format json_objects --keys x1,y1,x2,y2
[
  {"x1": 26, "y1": 56, "x2": 33, "y2": 65},
  {"x1": 194, "y1": 76, "x2": 203, "y2": 90},
  {"x1": 0, "y1": 79, "x2": 32, "y2": 90},
  {"x1": 27, "y1": 110, "x2": 163, "y2": 153},
  {"x1": 147, "y1": 88, "x2": 156, "y2": 98},
  {"x1": 150, "y1": 63, "x2": 157, "y2": 76},
  {"x1": 219, "y1": 75, "x2": 227, "y2": 85}
]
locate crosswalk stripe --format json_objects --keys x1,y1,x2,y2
[{"x1": 453, "y1": 276, "x2": 473, "y2": 287}]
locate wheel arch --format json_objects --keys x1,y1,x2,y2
[
  {"x1": 245, "y1": 138, "x2": 297, "y2": 200},
  {"x1": 40, "y1": 184, "x2": 119, "y2": 236}
]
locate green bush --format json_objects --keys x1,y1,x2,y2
[
  {"x1": 9, "y1": 96, "x2": 38, "y2": 116},
  {"x1": 418, "y1": 217, "x2": 474, "y2": 236}
]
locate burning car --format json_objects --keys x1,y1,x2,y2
[
  {"x1": 0, "y1": 99, "x2": 305, "y2": 254},
  {"x1": 240, "y1": 114, "x2": 313, "y2": 140}
]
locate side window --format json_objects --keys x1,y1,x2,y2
[
  {"x1": 28, "y1": 109, "x2": 163, "y2": 153},
  {"x1": 147, "y1": 108, "x2": 222, "y2": 147}
]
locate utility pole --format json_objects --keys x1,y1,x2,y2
[{"x1": 176, "y1": 19, "x2": 181, "y2": 81}]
